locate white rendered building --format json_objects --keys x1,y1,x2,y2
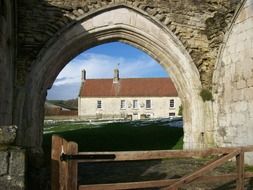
[{"x1": 78, "y1": 69, "x2": 181, "y2": 120}]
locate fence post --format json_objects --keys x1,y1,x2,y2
[
  {"x1": 51, "y1": 135, "x2": 65, "y2": 190},
  {"x1": 67, "y1": 141, "x2": 78, "y2": 190},
  {"x1": 236, "y1": 150, "x2": 245, "y2": 190},
  {"x1": 52, "y1": 135, "x2": 78, "y2": 190}
]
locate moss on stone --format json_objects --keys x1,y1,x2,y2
[{"x1": 200, "y1": 88, "x2": 213, "y2": 102}]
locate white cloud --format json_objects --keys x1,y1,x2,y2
[
  {"x1": 47, "y1": 52, "x2": 168, "y2": 100},
  {"x1": 47, "y1": 82, "x2": 80, "y2": 100},
  {"x1": 54, "y1": 53, "x2": 167, "y2": 86}
]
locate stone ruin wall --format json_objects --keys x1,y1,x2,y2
[
  {"x1": 17, "y1": 0, "x2": 242, "y2": 89},
  {"x1": 0, "y1": 148, "x2": 25, "y2": 190},
  {"x1": 1, "y1": 0, "x2": 253, "y2": 188},
  {"x1": 213, "y1": 0, "x2": 253, "y2": 163},
  {"x1": 0, "y1": 126, "x2": 25, "y2": 190}
]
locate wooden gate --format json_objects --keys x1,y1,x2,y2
[{"x1": 51, "y1": 135, "x2": 253, "y2": 190}]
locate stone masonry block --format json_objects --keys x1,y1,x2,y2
[
  {"x1": 0, "y1": 177, "x2": 11, "y2": 190},
  {"x1": 237, "y1": 80, "x2": 247, "y2": 89},
  {"x1": 9, "y1": 149, "x2": 26, "y2": 177},
  {"x1": 247, "y1": 78, "x2": 253, "y2": 87},
  {"x1": 218, "y1": 116, "x2": 229, "y2": 127},
  {"x1": 0, "y1": 125, "x2": 17, "y2": 145},
  {"x1": 232, "y1": 89, "x2": 244, "y2": 101},
  {"x1": 245, "y1": 0, "x2": 253, "y2": 7},
  {"x1": 248, "y1": 102, "x2": 253, "y2": 118},
  {"x1": 0, "y1": 151, "x2": 8, "y2": 175},
  {"x1": 231, "y1": 112, "x2": 246, "y2": 126},
  {"x1": 0, "y1": 176, "x2": 25, "y2": 190},
  {"x1": 245, "y1": 5, "x2": 253, "y2": 19},
  {"x1": 231, "y1": 101, "x2": 248, "y2": 113},
  {"x1": 244, "y1": 87, "x2": 253, "y2": 100}
]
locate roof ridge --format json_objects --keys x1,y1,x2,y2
[{"x1": 79, "y1": 77, "x2": 177, "y2": 97}]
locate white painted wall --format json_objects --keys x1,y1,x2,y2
[
  {"x1": 78, "y1": 97, "x2": 181, "y2": 120},
  {"x1": 213, "y1": 0, "x2": 253, "y2": 163}
]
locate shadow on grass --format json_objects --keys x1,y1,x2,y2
[
  {"x1": 78, "y1": 160, "x2": 167, "y2": 185},
  {"x1": 43, "y1": 124, "x2": 183, "y2": 153}
]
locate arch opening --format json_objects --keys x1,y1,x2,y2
[
  {"x1": 16, "y1": 6, "x2": 210, "y2": 152},
  {"x1": 44, "y1": 41, "x2": 184, "y2": 153},
  {"x1": 45, "y1": 41, "x2": 183, "y2": 122}
]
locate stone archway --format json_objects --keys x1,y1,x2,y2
[{"x1": 16, "y1": 6, "x2": 212, "y2": 152}]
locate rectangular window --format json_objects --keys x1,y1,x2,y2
[
  {"x1": 169, "y1": 112, "x2": 176, "y2": 117},
  {"x1": 133, "y1": 100, "x2": 138, "y2": 109},
  {"x1": 146, "y1": 100, "x2": 151, "y2": 109},
  {"x1": 120, "y1": 100, "x2": 126, "y2": 109},
  {"x1": 169, "y1": 99, "x2": 175, "y2": 108},
  {"x1": 97, "y1": 100, "x2": 102, "y2": 109}
]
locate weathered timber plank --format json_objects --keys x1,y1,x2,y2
[
  {"x1": 236, "y1": 152, "x2": 245, "y2": 190},
  {"x1": 67, "y1": 141, "x2": 78, "y2": 190},
  {"x1": 76, "y1": 149, "x2": 217, "y2": 162},
  {"x1": 51, "y1": 135, "x2": 63, "y2": 190},
  {"x1": 74, "y1": 146, "x2": 253, "y2": 163},
  {"x1": 78, "y1": 173, "x2": 253, "y2": 190},
  {"x1": 241, "y1": 146, "x2": 253, "y2": 152},
  {"x1": 79, "y1": 179, "x2": 178, "y2": 190},
  {"x1": 161, "y1": 149, "x2": 241, "y2": 190},
  {"x1": 51, "y1": 135, "x2": 69, "y2": 190}
]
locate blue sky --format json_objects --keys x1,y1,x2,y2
[{"x1": 47, "y1": 42, "x2": 168, "y2": 100}]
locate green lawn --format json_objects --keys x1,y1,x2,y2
[{"x1": 43, "y1": 121, "x2": 184, "y2": 158}]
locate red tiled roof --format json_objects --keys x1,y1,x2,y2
[{"x1": 79, "y1": 78, "x2": 178, "y2": 97}]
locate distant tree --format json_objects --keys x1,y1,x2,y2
[
  {"x1": 47, "y1": 99, "x2": 78, "y2": 110},
  {"x1": 178, "y1": 105, "x2": 183, "y2": 116}
]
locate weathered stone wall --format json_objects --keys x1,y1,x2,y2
[
  {"x1": 0, "y1": 125, "x2": 26, "y2": 190},
  {"x1": 17, "y1": 0, "x2": 242, "y2": 88},
  {"x1": 213, "y1": 0, "x2": 253, "y2": 163},
  {"x1": 0, "y1": 0, "x2": 15, "y2": 125},
  {"x1": 0, "y1": 148, "x2": 26, "y2": 190}
]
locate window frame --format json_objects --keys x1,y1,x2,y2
[
  {"x1": 169, "y1": 112, "x2": 176, "y2": 117},
  {"x1": 120, "y1": 100, "x2": 126, "y2": 109},
  {"x1": 146, "y1": 99, "x2": 152, "y2": 109},
  {"x1": 133, "y1": 100, "x2": 138, "y2": 109},
  {"x1": 97, "y1": 100, "x2": 102, "y2": 109},
  {"x1": 169, "y1": 99, "x2": 175, "y2": 108}
]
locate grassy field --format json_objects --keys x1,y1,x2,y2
[{"x1": 43, "y1": 121, "x2": 184, "y2": 156}]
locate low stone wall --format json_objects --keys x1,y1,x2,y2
[{"x1": 0, "y1": 125, "x2": 26, "y2": 190}]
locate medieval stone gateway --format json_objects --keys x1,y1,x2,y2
[{"x1": 1, "y1": 0, "x2": 253, "y2": 189}]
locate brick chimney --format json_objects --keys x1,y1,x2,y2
[
  {"x1": 81, "y1": 69, "x2": 86, "y2": 82},
  {"x1": 113, "y1": 68, "x2": 119, "y2": 83}
]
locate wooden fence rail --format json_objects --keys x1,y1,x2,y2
[{"x1": 51, "y1": 135, "x2": 253, "y2": 190}]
